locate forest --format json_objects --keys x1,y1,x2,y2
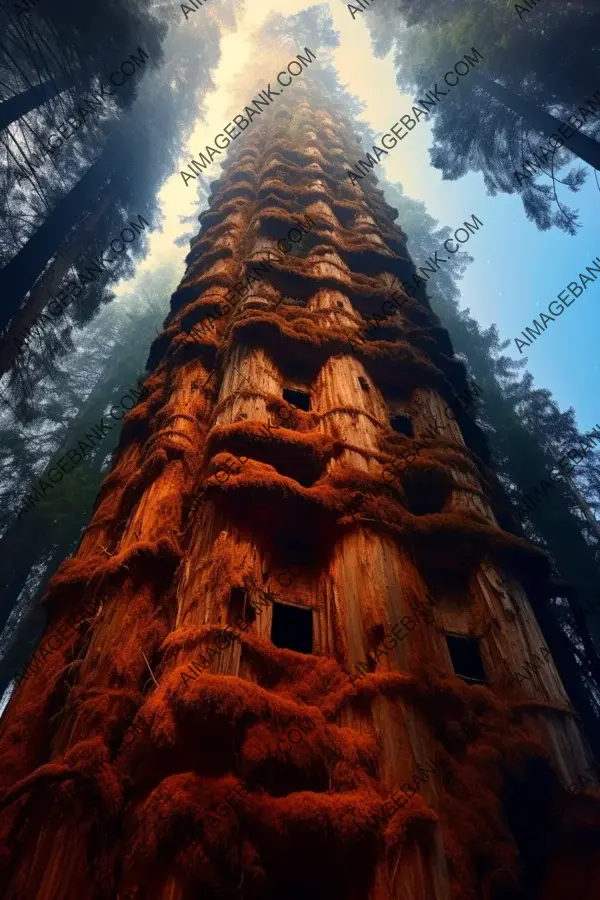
[
  {"x1": 1, "y1": 0, "x2": 599, "y2": 745},
  {"x1": 1, "y1": 0, "x2": 600, "y2": 897}
]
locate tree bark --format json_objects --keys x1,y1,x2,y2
[
  {"x1": 472, "y1": 72, "x2": 600, "y2": 171},
  {"x1": 1, "y1": 80, "x2": 599, "y2": 900},
  {"x1": 426, "y1": 300, "x2": 600, "y2": 742}
]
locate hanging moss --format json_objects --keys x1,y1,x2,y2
[{"x1": 1, "y1": 83, "x2": 598, "y2": 900}]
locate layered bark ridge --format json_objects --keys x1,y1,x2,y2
[{"x1": 1, "y1": 85, "x2": 600, "y2": 900}]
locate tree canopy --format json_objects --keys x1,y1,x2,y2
[
  {"x1": 0, "y1": 0, "x2": 236, "y2": 415},
  {"x1": 365, "y1": 0, "x2": 600, "y2": 233}
]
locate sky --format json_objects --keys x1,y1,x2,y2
[{"x1": 117, "y1": 0, "x2": 600, "y2": 434}]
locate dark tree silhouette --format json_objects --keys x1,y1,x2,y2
[{"x1": 0, "y1": 2, "x2": 233, "y2": 415}]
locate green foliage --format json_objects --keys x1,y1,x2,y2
[{"x1": 366, "y1": 0, "x2": 600, "y2": 233}]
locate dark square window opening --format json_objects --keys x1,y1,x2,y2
[
  {"x1": 369, "y1": 622, "x2": 385, "y2": 647},
  {"x1": 229, "y1": 587, "x2": 250, "y2": 623},
  {"x1": 390, "y1": 414, "x2": 413, "y2": 438},
  {"x1": 283, "y1": 387, "x2": 311, "y2": 411},
  {"x1": 446, "y1": 634, "x2": 487, "y2": 684},
  {"x1": 358, "y1": 376, "x2": 370, "y2": 392},
  {"x1": 271, "y1": 602, "x2": 313, "y2": 654}
]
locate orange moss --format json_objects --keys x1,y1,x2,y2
[
  {"x1": 380, "y1": 791, "x2": 439, "y2": 853},
  {"x1": 2, "y1": 87, "x2": 596, "y2": 900}
]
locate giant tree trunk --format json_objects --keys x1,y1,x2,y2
[
  {"x1": 0, "y1": 75, "x2": 73, "y2": 130},
  {"x1": 1, "y1": 80, "x2": 600, "y2": 900},
  {"x1": 472, "y1": 72, "x2": 600, "y2": 170}
]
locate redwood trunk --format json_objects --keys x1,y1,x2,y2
[{"x1": 1, "y1": 81, "x2": 599, "y2": 900}]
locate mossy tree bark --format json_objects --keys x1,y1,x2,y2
[{"x1": 1, "y1": 81, "x2": 599, "y2": 900}]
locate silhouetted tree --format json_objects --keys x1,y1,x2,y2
[
  {"x1": 365, "y1": 0, "x2": 600, "y2": 233},
  {"x1": 0, "y1": 3, "x2": 234, "y2": 413}
]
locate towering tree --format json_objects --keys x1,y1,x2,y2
[
  {"x1": 0, "y1": 74, "x2": 72, "y2": 130},
  {"x1": 1, "y1": 56, "x2": 599, "y2": 900}
]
